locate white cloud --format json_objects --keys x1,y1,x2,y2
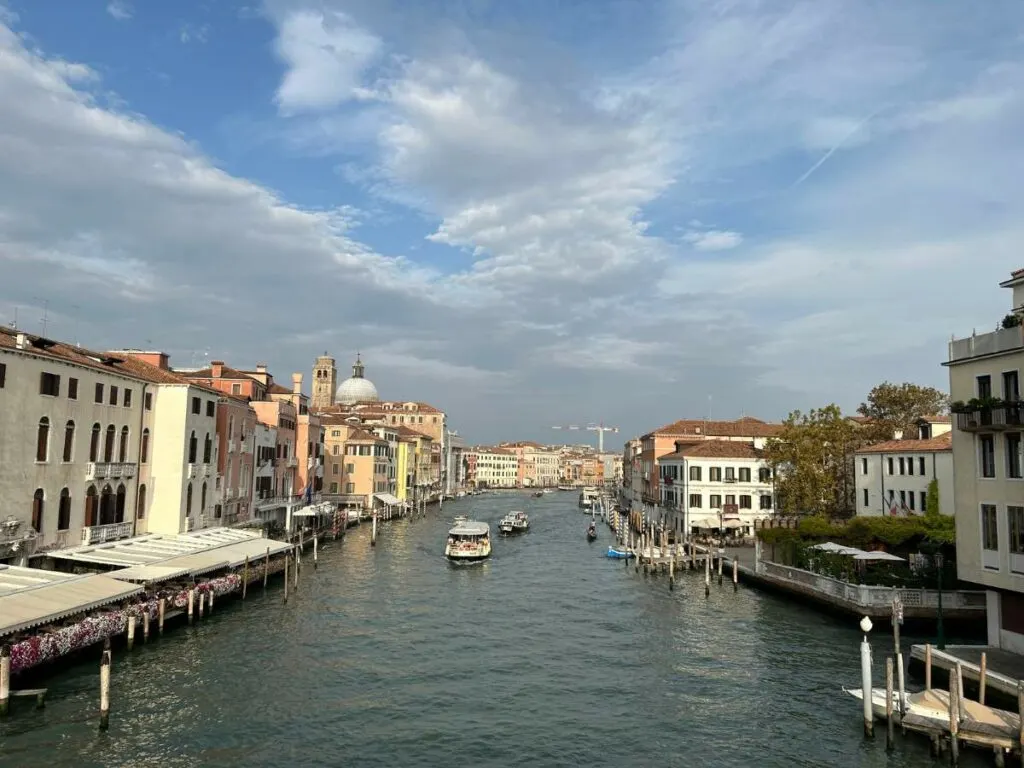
[
  {"x1": 106, "y1": 1, "x2": 132, "y2": 21},
  {"x1": 273, "y1": 10, "x2": 381, "y2": 114},
  {"x1": 179, "y1": 23, "x2": 210, "y2": 44},
  {"x1": 682, "y1": 229, "x2": 743, "y2": 251}
]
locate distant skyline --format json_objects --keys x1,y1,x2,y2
[{"x1": 2, "y1": 1, "x2": 1021, "y2": 446}]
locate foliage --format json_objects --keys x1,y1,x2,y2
[
  {"x1": 857, "y1": 381, "x2": 950, "y2": 441},
  {"x1": 951, "y1": 396, "x2": 1007, "y2": 413},
  {"x1": 1003, "y1": 313, "x2": 1022, "y2": 329},
  {"x1": 756, "y1": 514, "x2": 955, "y2": 549},
  {"x1": 763, "y1": 404, "x2": 864, "y2": 518},
  {"x1": 925, "y1": 478, "x2": 940, "y2": 518}
]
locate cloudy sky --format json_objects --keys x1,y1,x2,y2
[{"x1": 1, "y1": 1, "x2": 1021, "y2": 446}]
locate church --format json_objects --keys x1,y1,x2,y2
[{"x1": 311, "y1": 352, "x2": 379, "y2": 410}]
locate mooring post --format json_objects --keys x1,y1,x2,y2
[
  {"x1": 717, "y1": 550, "x2": 723, "y2": 586},
  {"x1": 732, "y1": 557, "x2": 738, "y2": 592},
  {"x1": 99, "y1": 639, "x2": 111, "y2": 731},
  {"x1": 979, "y1": 651, "x2": 987, "y2": 705},
  {"x1": 208, "y1": 589, "x2": 214, "y2": 613},
  {"x1": 949, "y1": 669, "x2": 960, "y2": 766},
  {"x1": 860, "y1": 616, "x2": 874, "y2": 738},
  {"x1": 188, "y1": 589, "x2": 195, "y2": 624},
  {"x1": 126, "y1": 614, "x2": 136, "y2": 651},
  {"x1": 1016, "y1": 679, "x2": 1024, "y2": 768},
  {"x1": 142, "y1": 609, "x2": 150, "y2": 644},
  {"x1": 371, "y1": 513, "x2": 377, "y2": 546},
  {"x1": 885, "y1": 656, "x2": 894, "y2": 751},
  {"x1": 669, "y1": 551, "x2": 675, "y2": 591},
  {"x1": 925, "y1": 643, "x2": 932, "y2": 691},
  {"x1": 313, "y1": 533, "x2": 318, "y2": 570},
  {"x1": 293, "y1": 546, "x2": 299, "y2": 590},
  {"x1": 158, "y1": 597, "x2": 165, "y2": 635},
  {"x1": 242, "y1": 556, "x2": 250, "y2": 600},
  {"x1": 198, "y1": 591, "x2": 205, "y2": 619},
  {"x1": 0, "y1": 644, "x2": 10, "y2": 717},
  {"x1": 704, "y1": 551, "x2": 711, "y2": 598},
  {"x1": 283, "y1": 554, "x2": 290, "y2": 603}
]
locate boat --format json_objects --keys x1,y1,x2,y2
[
  {"x1": 532, "y1": 491, "x2": 543, "y2": 498},
  {"x1": 578, "y1": 487, "x2": 599, "y2": 509},
  {"x1": 557, "y1": 485, "x2": 573, "y2": 491},
  {"x1": 452, "y1": 515, "x2": 469, "y2": 525},
  {"x1": 586, "y1": 523, "x2": 597, "y2": 541},
  {"x1": 445, "y1": 520, "x2": 492, "y2": 563},
  {"x1": 498, "y1": 511, "x2": 529, "y2": 535},
  {"x1": 605, "y1": 546, "x2": 634, "y2": 559}
]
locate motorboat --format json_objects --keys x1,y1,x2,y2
[
  {"x1": 605, "y1": 546, "x2": 634, "y2": 559},
  {"x1": 578, "y1": 487, "x2": 599, "y2": 509},
  {"x1": 498, "y1": 511, "x2": 529, "y2": 535},
  {"x1": 445, "y1": 520, "x2": 492, "y2": 563}
]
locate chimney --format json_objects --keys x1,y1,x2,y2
[
  {"x1": 211, "y1": 361, "x2": 224, "y2": 378},
  {"x1": 15, "y1": 332, "x2": 27, "y2": 349},
  {"x1": 292, "y1": 373, "x2": 302, "y2": 395},
  {"x1": 256, "y1": 363, "x2": 267, "y2": 374}
]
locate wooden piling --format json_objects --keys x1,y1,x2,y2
[
  {"x1": 949, "y1": 666, "x2": 960, "y2": 766},
  {"x1": 263, "y1": 547, "x2": 270, "y2": 589},
  {"x1": 669, "y1": 552, "x2": 675, "y2": 591},
  {"x1": 158, "y1": 598, "x2": 165, "y2": 635},
  {"x1": 885, "y1": 656, "x2": 894, "y2": 751},
  {"x1": 979, "y1": 652, "x2": 987, "y2": 705},
  {"x1": 99, "y1": 639, "x2": 111, "y2": 731},
  {"x1": 208, "y1": 589, "x2": 214, "y2": 613},
  {"x1": 717, "y1": 551, "x2": 723, "y2": 586},
  {"x1": 188, "y1": 589, "x2": 195, "y2": 624},
  {"x1": 313, "y1": 533, "x2": 318, "y2": 569},
  {"x1": 924, "y1": 643, "x2": 932, "y2": 691},
  {"x1": 142, "y1": 610, "x2": 150, "y2": 643},
  {"x1": 371, "y1": 513, "x2": 377, "y2": 546},
  {"x1": 1017, "y1": 679, "x2": 1024, "y2": 768},
  {"x1": 198, "y1": 591, "x2": 206, "y2": 619},
  {"x1": 0, "y1": 644, "x2": 10, "y2": 717},
  {"x1": 293, "y1": 546, "x2": 299, "y2": 591},
  {"x1": 732, "y1": 557, "x2": 738, "y2": 592},
  {"x1": 126, "y1": 614, "x2": 136, "y2": 651},
  {"x1": 704, "y1": 552, "x2": 711, "y2": 598},
  {"x1": 283, "y1": 553, "x2": 290, "y2": 603}
]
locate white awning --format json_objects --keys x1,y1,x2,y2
[
  {"x1": 108, "y1": 564, "x2": 193, "y2": 584},
  {"x1": 292, "y1": 502, "x2": 335, "y2": 518},
  {"x1": 373, "y1": 493, "x2": 403, "y2": 506},
  {"x1": 687, "y1": 514, "x2": 719, "y2": 529},
  {"x1": 853, "y1": 551, "x2": 905, "y2": 562}
]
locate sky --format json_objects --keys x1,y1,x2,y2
[{"x1": 1, "y1": 1, "x2": 1022, "y2": 447}]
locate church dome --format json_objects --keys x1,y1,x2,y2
[{"x1": 335, "y1": 354, "x2": 379, "y2": 405}]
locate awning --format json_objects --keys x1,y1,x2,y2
[
  {"x1": 687, "y1": 514, "x2": 719, "y2": 529},
  {"x1": 292, "y1": 502, "x2": 335, "y2": 518},
  {"x1": 373, "y1": 493, "x2": 403, "y2": 506},
  {"x1": 721, "y1": 518, "x2": 744, "y2": 529},
  {"x1": 809, "y1": 542, "x2": 864, "y2": 556},
  {"x1": 853, "y1": 551, "x2": 905, "y2": 562},
  {"x1": 108, "y1": 564, "x2": 193, "y2": 584},
  {"x1": 0, "y1": 565, "x2": 143, "y2": 637}
]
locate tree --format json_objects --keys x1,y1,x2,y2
[
  {"x1": 857, "y1": 381, "x2": 950, "y2": 442},
  {"x1": 925, "y1": 478, "x2": 940, "y2": 518},
  {"x1": 764, "y1": 404, "x2": 866, "y2": 519}
]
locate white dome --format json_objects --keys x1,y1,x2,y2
[{"x1": 336, "y1": 376, "x2": 379, "y2": 405}]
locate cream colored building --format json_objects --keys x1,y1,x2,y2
[
  {"x1": 946, "y1": 267, "x2": 1024, "y2": 653},
  {"x1": 467, "y1": 447, "x2": 519, "y2": 488},
  {"x1": 854, "y1": 421, "x2": 953, "y2": 518}
]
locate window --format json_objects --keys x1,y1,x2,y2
[
  {"x1": 58, "y1": 488, "x2": 71, "y2": 530},
  {"x1": 95, "y1": 383, "x2": 104, "y2": 403},
  {"x1": 103, "y1": 425, "x2": 115, "y2": 462},
  {"x1": 898, "y1": 457, "x2": 905, "y2": 475},
  {"x1": 186, "y1": 483, "x2": 193, "y2": 515},
  {"x1": 760, "y1": 495, "x2": 773, "y2": 510},
  {"x1": 919, "y1": 457, "x2": 926, "y2": 475},
  {"x1": 725, "y1": 494, "x2": 736, "y2": 506},
  {"x1": 739, "y1": 467, "x2": 751, "y2": 482},
  {"x1": 89, "y1": 423, "x2": 101, "y2": 461},
  {"x1": 759, "y1": 467, "x2": 772, "y2": 483},
  {"x1": 981, "y1": 504, "x2": 999, "y2": 552},
  {"x1": 201, "y1": 482, "x2": 207, "y2": 513},
  {"x1": 886, "y1": 457, "x2": 894, "y2": 475},
  {"x1": 1007, "y1": 433, "x2": 1023, "y2": 479},
  {"x1": 977, "y1": 374, "x2": 992, "y2": 400},
  {"x1": 688, "y1": 493, "x2": 702, "y2": 508},
  {"x1": 36, "y1": 417, "x2": 50, "y2": 462},
  {"x1": 906, "y1": 458, "x2": 913, "y2": 476},
  {"x1": 739, "y1": 494, "x2": 752, "y2": 509},
  {"x1": 118, "y1": 426, "x2": 129, "y2": 462},
  {"x1": 31, "y1": 489, "x2": 44, "y2": 532},
  {"x1": 68, "y1": 377, "x2": 78, "y2": 400},
  {"x1": 144, "y1": 392, "x2": 152, "y2": 410},
  {"x1": 689, "y1": 466, "x2": 701, "y2": 481},
  {"x1": 908, "y1": 492, "x2": 915, "y2": 511},
  {"x1": 980, "y1": 435, "x2": 996, "y2": 478},
  {"x1": 861, "y1": 458, "x2": 868, "y2": 475},
  {"x1": 0, "y1": 362, "x2": 5, "y2": 387},
  {"x1": 345, "y1": 482, "x2": 355, "y2": 494},
  {"x1": 192, "y1": 397, "x2": 201, "y2": 415},
  {"x1": 724, "y1": 467, "x2": 736, "y2": 481},
  {"x1": 137, "y1": 484, "x2": 147, "y2": 520},
  {"x1": 39, "y1": 371, "x2": 60, "y2": 396},
  {"x1": 899, "y1": 490, "x2": 906, "y2": 508},
  {"x1": 206, "y1": 401, "x2": 215, "y2": 417},
  {"x1": 863, "y1": 488, "x2": 869, "y2": 507},
  {"x1": 141, "y1": 429, "x2": 150, "y2": 463},
  {"x1": 709, "y1": 494, "x2": 722, "y2": 508},
  {"x1": 345, "y1": 463, "x2": 354, "y2": 474},
  {"x1": 330, "y1": 482, "x2": 339, "y2": 494},
  {"x1": 63, "y1": 420, "x2": 75, "y2": 462},
  {"x1": 188, "y1": 431, "x2": 198, "y2": 464},
  {"x1": 1004, "y1": 371, "x2": 1021, "y2": 401},
  {"x1": 124, "y1": 388, "x2": 132, "y2": 408},
  {"x1": 709, "y1": 467, "x2": 721, "y2": 482},
  {"x1": 203, "y1": 433, "x2": 212, "y2": 463},
  {"x1": 231, "y1": 383, "x2": 241, "y2": 395},
  {"x1": 109, "y1": 385, "x2": 118, "y2": 406},
  {"x1": 1010, "y1": 506, "x2": 1024, "y2": 558},
  {"x1": 332, "y1": 444, "x2": 339, "y2": 455},
  {"x1": 332, "y1": 464, "x2": 339, "y2": 475}
]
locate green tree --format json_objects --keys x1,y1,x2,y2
[
  {"x1": 925, "y1": 477, "x2": 940, "y2": 518},
  {"x1": 764, "y1": 404, "x2": 865, "y2": 519},
  {"x1": 857, "y1": 381, "x2": 950, "y2": 442}
]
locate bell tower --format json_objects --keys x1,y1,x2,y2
[{"x1": 312, "y1": 352, "x2": 337, "y2": 410}]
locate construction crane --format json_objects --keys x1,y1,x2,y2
[{"x1": 551, "y1": 422, "x2": 620, "y2": 453}]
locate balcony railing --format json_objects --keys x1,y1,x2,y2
[
  {"x1": 949, "y1": 325, "x2": 1024, "y2": 363},
  {"x1": 86, "y1": 462, "x2": 138, "y2": 481},
  {"x1": 286, "y1": 457, "x2": 298, "y2": 468},
  {"x1": 81, "y1": 521, "x2": 133, "y2": 545},
  {"x1": 955, "y1": 401, "x2": 1024, "y2": 432}
]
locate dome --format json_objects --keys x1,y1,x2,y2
[{"x1": 335, "y1": 353, "x2": 379, "y2": 405}]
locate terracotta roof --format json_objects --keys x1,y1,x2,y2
[
  {"x1": 660, "y1": 441, "x2": 763, "y2": 461},
  {"x1": 347, "y1": 428, "x2": 385, "y2": 443},
  {"x1": 648, "y1": 416, "x2": 782, "y2": 439},
  {"x1": 267, "y1": 383, "x2": 292, "y2": 395},
  {"x1": 846, "y1": 415, "x2": 875, "y2": 425},
  {"x1": 394, "y1": 425, "x2": 429, "y2": 439},
  {"x1": 919, "y1": 414, "x2": 951, "y2": 424},
  {"x1": 182, "y1": 363, "x2": 255, "y2": 380},
  {"x1": 855, "y1": 434, "x2": 952, "y2": 454}
]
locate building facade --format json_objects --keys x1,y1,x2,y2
[
  {"x1": 946, "y1": 267, "x2": 1024, "y2": 653},
  {"x1": 467, "y1": 447, "x2": 519, "y2": 488},
  {"x1": 854, "y1": 425, "x2": 953, "y2": 518}
]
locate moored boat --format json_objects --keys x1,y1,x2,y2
[
  {"x1": 606, "y1": 545, "x2": 634, "y2": 559},
  {"x1": 445, "y1": 521, "x2": 492, "y2": 563}
]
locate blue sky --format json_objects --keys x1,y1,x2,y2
[{"x1": 1, "y1": 0, "x2": 1022, "y2": 445}]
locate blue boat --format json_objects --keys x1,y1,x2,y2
[{"x1": 605, "y1": 546, "x2": 634, "y2": 559}]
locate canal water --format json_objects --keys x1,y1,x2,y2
[{"x1": 0, "y1": 494, "x2": 989, "y2": 767}]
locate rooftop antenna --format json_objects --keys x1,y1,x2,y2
[
  {"x1": 32, "y1": 297, "x2": 50, "y2": 336},
  {"x1": 9, "y1": 306, "x2": 18, "y2": 330}
]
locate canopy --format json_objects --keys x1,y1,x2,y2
[
  {"x1": 687, "y1": 515, "x2": 719, "y2": 529},
  {"x1": 853, "y1": 551, "x2": 905, "y2": 562},
  {"x1": 721, "y1": 518, "x2": 744, "y2": 530},
  {"x1": 809, "y1": 542, "x2": 864, "y2": 556},
  {"x1": 810, "y1": 542, "x2": 905, "y2": 562},
  {"x1": 373, "y1": 493, "x2": 403, "y2": 506}
]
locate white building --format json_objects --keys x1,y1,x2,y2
[
  {"x1": 658, "y1": 439, "x2": 775, "y2": 537},
  {"x1": 854, "y1": 420, "x2": 953, "y2": 517},
  {"x1": 945, "y1": 267, "x2": 1024, "y2": 653},
  {"x1": 469, "y1": 447, "x2": 519, "y2": 488}
]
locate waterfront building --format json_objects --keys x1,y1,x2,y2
[
  {"x1": 497, "y1": 441, "x2": 559, "y2": 488},
  {"x1": 658, "y1": 440, "x2": 775, "y2": 537},
  {"x1": 854, "y1": 420, "x2": 953, "y2": 517},
  {"x1": 466, "y1": 447, "x2": 519, "y2": 488},
  {"x1": 252, "y1": 421, "x2": 279, "y2": 521},
  {"x1": 334, "y1": 353, "x2": 380, "y2": 406},
  {"x1": 446, "y1": 430, "x2": 467, "y2": 493},
  {"x1": 945, "y1": 267, "x2": 1024, "y2": 653},
  {"x1": 621, "y1": 438, "x2": 642, "y2": 511}
]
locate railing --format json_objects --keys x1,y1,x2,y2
[
  {"x1": 321, "y1": 493, "x2": 366, "y2": 506},
  {"x1": 185, "y1": 517, "x2": 195, "y2": 532},
  {"x1": 81, "y1": 521, "x2": 133, "y2": 545},
  {"x1": 253, "y1": 495, "x2": 298, "y2": 510},
  {"x1": 285, "y1": 457, "x2": 298, "y2": 468},
  {"x1": 955, "y1": 402, "x2": 1024, "y2": 432},
  {"x1": 187, "y1": 463, "x2": 198, "y2": 479},
  {"x1": 86, "y1": 462, "x2": 138, "y2": 481},
  {"x1": 949, "y1": 325, "x2": 1024, "y2": 362}
]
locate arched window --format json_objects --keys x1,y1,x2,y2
[
  {"x1": 36, "y1": 417, "x2": 50, "y2": 462},
  {"x1": 203, "y1": 432, "x2": 212, "y2": 463},
  {"x1": 201, "y1": 481, "x2": 207, "y2": 513},
  {"x1": 115, "y1": 484, "x2": 126, "y2": 523},
  {"x1": 188, "y1": 431, "x2": 197, "y2": 464},
  {"x1": 62, "y1": 420, "x2": 76, "y2": 463},
  {"x1": 118, "y1": 426, "x2": 130, "y2": 462},
  {"x1": 89, "y1": 423, "x2": 101, "y2": 462},
  {"x1": 58, "y1": 488, "x2": 71, "y2": 530},
  {"x1": 103, "y1": 425, "x2": 116, "y2": 462},
  {"x1": 137, "y1": 484, "x2": 147, "y2": 520},
  {"x1": 31, "y1": 488, "x2": 44, "y2": 531},
  {"x1": 84, "y1": 486, "x2": 98, "y2": 527},
  {"x1": 99, "y1": 484, "x2": 114, "y2": 525},
  {"x1": 141, "y1": 428, "x2": 150, "y2": 463},
  {"x1": 186, "y1": 482, "x2": 193, "y2": 515}
]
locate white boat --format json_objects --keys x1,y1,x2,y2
[
  {"x1": 578, "y1": 487, "x2": 599, "y2": 509},
  {"x1": 498, "y1": 511, "x2": 529, "y2": 535},
  {"x1": 445, "y1": 520, "x2": 492, "y2": 563}
]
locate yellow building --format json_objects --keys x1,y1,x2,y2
[{"x1": 395, "y1": 437, "x2": 413, "y2": 502}]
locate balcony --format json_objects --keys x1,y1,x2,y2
[
  {"x1": 948, "y1": 325, "x2": 1024, "y2": 363},
  {"x1": 86, "y1": 462, "x2": 138, "y2": 481},
  {"x1": 254, "y1": 494, "x2": 295, "y2": 511},
  {"x1": 81, "y1": 521, "x2": 133, "y2": 545},
  {"x1": 954, "y1": 400, "x2": 1024, "y2": 433},
  {"x1": 723, "y1": 477, "x2": 737, "y2": 483},
  {"x1": 286, "y1": 457, "x2": 298, "y2": 469},
  {"x1": 228, "y1": 439, "x2": 237, "y2": 454}
]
